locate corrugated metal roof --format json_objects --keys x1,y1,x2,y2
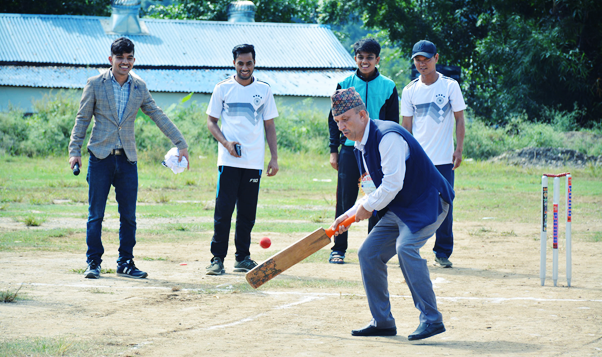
[
  {"x1": 0, "y1": 14, "x2": 356, "y2": 69},
  {"x1": 0, "y1": 66, "x2": 354, "y2": 97}
]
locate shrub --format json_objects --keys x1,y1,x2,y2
[{"x1": 1, "y1": 91, "x2": 597, "y2": 159}]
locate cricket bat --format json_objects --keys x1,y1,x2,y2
[{"x1": 245, "y1": 215, "x2": 356, "y2": 289}]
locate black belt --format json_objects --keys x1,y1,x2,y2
[{"x1": 111, "y1": 149, "x2": 123, "y2": 156}]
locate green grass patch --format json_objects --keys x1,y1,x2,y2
[
  {"x1": 20, "y1": 215, "x2": 45, "y2": 227},
  {"x1": 1, "y1": 285, "x2": 23, "y2": 303},
  {"x1": 0, "y1": 229, "x2": 82, "y2": 251},
  {"x1": 0, "y1": 336, "x2": 121, "y2": 357},
  {"x1": 0, "y1": 154, "x2": 600, "y2": 248}
]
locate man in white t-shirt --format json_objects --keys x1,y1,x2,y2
[
  {"x1": 401, "y1": 40, "x2": 466, "y2": 268},
  {"x1": 205, "y1": 44, "x2": 279, "y2": 275}
]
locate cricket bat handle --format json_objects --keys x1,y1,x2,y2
[{"x1": 325, "y1": 215, "x2": 356, "y2": 238}]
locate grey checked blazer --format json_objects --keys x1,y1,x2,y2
[{"x1": 69, "y1": 70, "x2": 187, "y2": 162}]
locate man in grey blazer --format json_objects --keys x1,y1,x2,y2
[{"x1": 68, "y1": 37, "x2": 189, "y2": 279}]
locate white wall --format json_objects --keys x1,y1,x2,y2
[{"x1": 0, "y1": 86, "x2": 332, "y2": 116}]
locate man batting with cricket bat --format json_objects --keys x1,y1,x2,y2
[{"x1": 329, "y1": 87, "x2": 454, "y2": 340}]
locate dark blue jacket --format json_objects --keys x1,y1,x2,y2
[{"x1": 355, "y1": 120, "x2": 454, "y2": 233}]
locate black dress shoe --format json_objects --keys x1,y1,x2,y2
[
  {"x1": 408, "y1": 322, "x2": 446, "y2": 341},
  {"x1": 351, "y1": 324, "x2": 397, "y2": 337}
]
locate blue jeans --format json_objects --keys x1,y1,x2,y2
[
  {"x1": 86, "y1": 152, "x2": 138, "y2": 265},
  {"x1": 433, "y1": 164, "x2": 454, "y2": 258}
]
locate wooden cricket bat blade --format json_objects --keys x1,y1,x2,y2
[
  {"x1": 245, "y1": 215, "x2": 356, "y2": 289},
  {"x1": 245, "y1": 228, "x2": 330, "y2": 289}
]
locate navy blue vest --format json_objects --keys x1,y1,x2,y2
[{"x1": 355, "y1": 120, "x2": 454, "y2": 233}]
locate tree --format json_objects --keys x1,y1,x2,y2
[
  {"x1": 321, "y1": 0, "x2": 602, "y2": 126},
  {"x1": 1, "y1": 0, "x2": 110, "y2": 16},
  {"x1": 145, "y1": 0, "x2": 319, "y2": 23}
]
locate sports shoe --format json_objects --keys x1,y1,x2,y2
[
  {"x1": 116, "y1": 259, "x2": 148, "y2": 279},
  {"x1": 84, "y1": 261, "x2": 101, "y2": 279},
  {"x1": 233, "y1": 256, "x2": 257, "y2": 272},
  {"x1": 206, "y1": 257, "x2": 225, "y2": 275},
  {"x1": 435, "y1": 256, "x2": 453, "y2": 268}
]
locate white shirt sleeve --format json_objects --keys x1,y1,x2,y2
[
  {"x1": 449, "y1": 81, "x2": 467, "y2": 112},
  {"x1": 262, "y1": 86, "x2": 279, "y2": 121},
  {"x1": 206, "y1": 84, "x2": 223, "y2": 118},
  {"x1": 400, "y1": 86, "x2": 415, "y2": 117},
  {"x1": 363, "y1": 133, "x2": 407, "y2": 212},
  {"x1": 344, "y1": 133, "x2": 408, "y2": 217}
]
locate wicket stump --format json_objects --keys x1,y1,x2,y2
[{"x1": 540, "y1": 173, "x2": 572, "y2": 287}]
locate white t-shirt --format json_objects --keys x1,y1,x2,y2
[
  {"x1": 400, "y1": 72, "x2": 466, "y2": 165},
  {"x1": 206, "y1": 76, "x2": 278, "y2": 170}
]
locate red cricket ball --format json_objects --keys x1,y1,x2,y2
[{"x1": 259, "y1": 237, "x2": 271, "y2": 249}]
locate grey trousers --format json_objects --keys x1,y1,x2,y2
[{"x1": 358, "y1": 200, "x2": 450, "y2": 328}]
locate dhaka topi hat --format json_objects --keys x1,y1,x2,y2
[
  {"x1": 331, "y1": 87, "x2": 365, "y2": 116},
  {"x1": 411, "y1": 40, "x2": 437, "y2": 59}
]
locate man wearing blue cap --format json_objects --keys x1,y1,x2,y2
[
  {"x1": 401, "y1": 40, "x2": 466, "y2": 268},
  {"x1": 330, "y1": 87, "x2": 453, "y2": 340}
]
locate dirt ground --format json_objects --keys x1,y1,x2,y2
[{"x1": 1, "y1": 218, "x2": 601, "y2": 356}]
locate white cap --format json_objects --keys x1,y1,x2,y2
[{"x1": 162, "y1": 147, "x2": 188, "y2": 174}]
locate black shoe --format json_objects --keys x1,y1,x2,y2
[
  {"x1": 117, "y1": 259, "x2": 148, "y2": 279},
  {"x1": 84, "y1": 261, "x2": 101, "y2": 279},
  {"x1": 408, "y1": 322, "x2": 446, "y2": 341},
  {"x1": 233, "y1": 256, "x2": 258, "y2": 272},
  {"x1": 351, "y1": 324, "x2": 397, "y2": 337},
  {"x1": 435, "y1": 256, "x2": 453, "y2": 268}
]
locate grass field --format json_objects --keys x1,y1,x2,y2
[
  {"x1": 1, "y1": 153, "x2": 601, "y2": 356},
  {"x1": 1, "y1": 153, "x2": 601, "y2": 248}
]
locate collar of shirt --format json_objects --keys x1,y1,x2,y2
[
  {"x1": 356, "y1": 68, "x2": 380, "y2": 82},
  {"x1": 354, "y1": 118, "x2": 372, "y2": 152},
  {"x1": 109, "y1": 69, "x2": 132, "y2": 86}
]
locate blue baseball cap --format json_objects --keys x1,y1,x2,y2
[{"x1": 411, "y1": 40, "x2": 437, "y2": 59}]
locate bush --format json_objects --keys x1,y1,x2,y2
[
  {"x1": 275, "y1": 98, "x2": 330, "y2": 154},
  {"x1": 2, "y1": 91, "x2": 598, "y2": 159},
  {"x1": 0, "y1": 92, "x2": 331, "y2": 158},
  {"x1": 463, "y1": 114, "x2": 601, "y2": 160},
  {"x1": 0, "y1": 90, "x2": 84, "y2": 156}
]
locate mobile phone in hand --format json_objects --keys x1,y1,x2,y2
[{"x1": 235, "y1": 144, "x2": 241, "y2": 156}]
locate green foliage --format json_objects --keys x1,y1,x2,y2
[
  {"x1": 0, "y1": 0, "x2": 110, "y2": 15},
  {"x1": 0, "y1": 90, "x2": 85, "y2": 156},
  {"x1": 321, "y1": 0, "x2": 602, "y2": 126},
  {"x1": 21, "y1": 215, "x2": 45, "y2": 227},
  {"x1": 2, "y1": 91, "x2": 600, "y2": 161},
  {"x1": 463, "y1": 114, "x2": 602, "y2": 160},
  {"x1": 145, "y1": 0, "x2": 320, "y2": 23},
  {"x1": 134, "y1": 100, "x2": 216, "y2": 156},
  {"x1": 274, "y1": 98, "x2": 330, "y2": 154}
]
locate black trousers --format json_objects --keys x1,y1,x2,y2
[
  {"x1": 211, "y1": 166, "x2": 262, "y2": 262},
  {"x1": 332, "y1": 145, "x2": 379, "y2": 254},
  {"x1": 433, "y1": 164, "x2": 455, "y2": 258}
]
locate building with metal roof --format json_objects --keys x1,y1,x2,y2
[{"x1": 0, "y1": 2, "x2": 356, "y2": 112}]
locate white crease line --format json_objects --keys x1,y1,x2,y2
[
  {"x1": 262, "y1": 290, "x2": 602, "y2": 303},
  {"x1": 204, "y1": 295, "x2": 323, "y2": 330},
  {"x1": 16, "y1": 283, "x2": 602, "y2": 303}
]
